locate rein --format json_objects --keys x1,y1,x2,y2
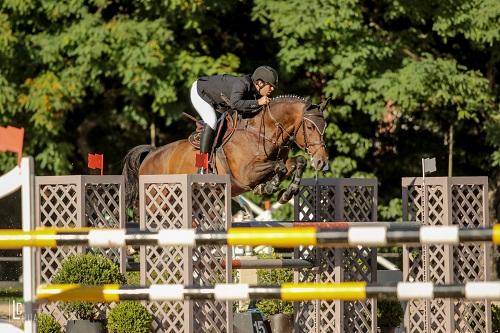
[
  {"x1": 237, "y1": 100, "x2": 326, "y2": 158},
  {"x1": 260, "y1": 104, "x2": 294, "y2": 157}
]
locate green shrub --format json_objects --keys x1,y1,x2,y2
[
  {"x1": 377, "y1": 300, "x2": 404, "y2": 328},
  {"x1": 37, "y1": 313, "x2": 61, "y2": 333},
  {"x1": 0, "y1": 287, "x2": 22, "y2": 298},
  {"x1": 52, "y1": 253, "x2": 126, "y2": 320},
  {"x1": 493, "y1": 304, "x2": 500, "y2": 333},
  {"x1": 126, "y1": 271, "x2": 140, "y2": 284},
  {"x1": 107, "y1": 301, "x2": 152, "y2": 333},
  {"x1": 255, "y1": 253, "x2": 294, "y2": 317},
  {"x1": 496, "y1": 246, "x2": 500, "y2": 278}
]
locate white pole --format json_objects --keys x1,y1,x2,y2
[
  {"x1": 421, "y1": 159, "x2": 427, "y2": 225},
  {"x1": 377, "y1": 256, "x2": 399, "y2": 271},
  {"x1": 20, "y1": 157, "x2": 36, "y2": 333}
]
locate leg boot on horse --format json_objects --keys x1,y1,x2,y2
[{"x1": 253, "y1": 161, "x2": 288, "y2": 195}]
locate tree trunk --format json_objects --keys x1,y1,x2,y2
[
  {"x1": 77, "y1": 115, "x2": 99, "y2": 168},
  {"x1": 448, "y1": 124, "x2": 453, "y2": 177},
  {"x1": 150, "y1": 122, "x2": 156, "y2": 147}
]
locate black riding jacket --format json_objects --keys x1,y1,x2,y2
[{"x1": 196, "y1": 74, "x2": 261, "y2": 113}]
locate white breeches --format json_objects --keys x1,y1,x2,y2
[{"x1": 190, "y1": 81, "x2": 217, "y2": 130}]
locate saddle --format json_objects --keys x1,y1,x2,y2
[{"x1": 188, "y1": 111, "x2": 239, "y2": 151}]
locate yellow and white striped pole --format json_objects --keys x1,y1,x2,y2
[
  {"x1": 0, "y1": 224, "x2": 499, "y2": 249},
  {"x1": 36, "y1": 281, "x2": 500, "y2": 302}
]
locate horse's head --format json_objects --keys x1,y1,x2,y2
[
  {"x1": 266, "y1": 95, "x2": 329, "y2": 171},
  {"x1": 293, "y1": 98, "x2": 330, "y2": 171}
]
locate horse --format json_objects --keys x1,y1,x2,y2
[{"x1": 123, "y1": 95, "x2": 329, "y2": 208}]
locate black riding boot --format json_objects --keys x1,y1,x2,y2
[{"x1": 198, "y1": 124, "x2": 215, "y2": 174}]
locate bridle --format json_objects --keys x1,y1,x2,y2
[
  {"x1": 293, "y1": 109, "x2": 327, "y2": 155},
  {"x1": 262, "y1": 102, "x2": 327, "y2": 157}
]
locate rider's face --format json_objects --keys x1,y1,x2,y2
[{"x1": 257, "y1": 81, "x2": 275, "y2": 96}]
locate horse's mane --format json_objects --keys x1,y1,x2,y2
[{"x1": 270, "y1": 95, "x2": 311, "y2": 108}]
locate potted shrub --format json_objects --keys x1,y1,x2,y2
[
  {"x1": 107, "y1": 301, "x2": 152, "y2": 333},
  {"x1": 492, "y1": 304, "x2": 499, "y2": 333},
  {"x1": 256, "y1": 254, "x2": 294, "y2": 333},
  {"x1": 37, "y1": 313, "x2": 61, "y2": 333},
  {"x1": 377, "y1": 299, "x2": 404, "y2": 333},
  {"x1": 52, "y1": 253, "x2": 126, "y2": 333}
]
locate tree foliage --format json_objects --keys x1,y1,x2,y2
[
  {"x1": 0, "y1": 0, "x2": 498, "y2": 218},
  {"x1": 0, "y1": 0, "x2": 242, "y2": 173},
  {"x1": 254, "y1": 0, "x2": 499, "y2": 203}
]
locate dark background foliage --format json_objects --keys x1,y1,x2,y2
[{"x1": 0, "y1": 0, "x2": 499, "y2": 220}]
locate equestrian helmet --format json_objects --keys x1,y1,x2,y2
[{"x1": 252, "y1": 66, "x2": 279, "y2": 87}]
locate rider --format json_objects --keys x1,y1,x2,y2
[{"x1": 190, "y1": 65, "x2": 279, "y2": 173}]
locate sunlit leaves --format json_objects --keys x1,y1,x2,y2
[
  {"x1": 254, "y1": 0, "x2": 498, "y2": 179},
  {"x1": 0, "y1": 0, "x2": 239, "y2": 174},
  {"x1": 35, "y1": 141, "x2": 74, "y2": 174},
  {"x1": 485, "y1": 113, "x2": 500, "y2": 167},
  {"x1": 372, "y1": 55, "x2": 493, "y2": 122},
  {"x1": 0, "y1": 72, "x2": 18, "y2": 116},
  {"x1": 0, "y1": 13, "x2": 15, "y2": 56},
  {"x1": 23, "y1": 71, "x2": 75, "y2": 133}
]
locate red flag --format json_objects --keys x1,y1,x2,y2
[
  {"x1": 0, "y1": 126, "x2": 24, "y2": 166},
  {"x1": 88, "y1": 153, "x2": 104, "y2": 175}
]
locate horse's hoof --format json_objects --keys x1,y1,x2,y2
[
  {"x1": 253, "y1": 184, "x2": 264, "y2": 195},
  {"x1": 278, "y1": 196, "x2": 289, "y2": 204},
  {"x1": 279, "y1": 191, "x2": 291, "y2": 204},
  {"x1": 289, "y1": 184, "x2": 300, "y2": 196}
]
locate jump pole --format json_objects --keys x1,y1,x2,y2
[
  {"x1": 36, "y1": 281, "x2": 500, "y2": 302},
  {"x1": 0, "y1": 225, "x2": 499, "y2": 249}
]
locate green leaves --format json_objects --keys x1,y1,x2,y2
[
  {"x1": 107, "y1": 301, "x2": 152, "y2": 333},
  {"x1": 0, "y1": 12, "x2": 15, "y2": 55},
  {"x1": 485, "y1": 113, "x2": 500, "y2": 167},
  {"x1": 0, "y1": 0, "x2": 243, "y2": 174},
  {"x1": 0, "y1": 72, "x2": 18, "y2": 116},
  {"x1": 52, "y1": 253, "x2": 126, "y2": 320},
  {"x1": 432, "y1": 0, "x2": 500, "y2": 45},
  {"x1": 252, "y1": 0, "x2": 498, "y2": 197},
  {"x1": 0, "y1": 0, "x2": 497, "y2": 202},
  {"x1": 374, "y1": 55, "x2": 493, "y2": 121}
]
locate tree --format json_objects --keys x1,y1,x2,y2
[
  {"x1": 253, "y1": 0, "x2": 499, "y2": 212},
  {"x1": 0, "y1": 0, "x2": 243, "y2": 174},
  {"x1": 1, "y1": 0, "x2": 498, "y2": 221}
]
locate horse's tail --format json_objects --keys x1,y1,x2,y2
[{"x1": 122, "y1": 145, "x2": 156, "y2": 209}]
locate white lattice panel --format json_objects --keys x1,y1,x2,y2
[
  {"x1": 402, "y1": 177, "x2": 491, "y2": 333},
  {"x1": 294, "y1": 178, "x2": 377, "y2": 333},
  {"x1": 35, "y1": 176, "x2": 125, "y2": 328},
  {"x1": 140, "y1": 175, "x2": 231, "y2": 333}
]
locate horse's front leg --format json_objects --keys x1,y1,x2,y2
[
  {"x1": 278, "y1": 156, "x2": 306, "y2": 204},
  {"x1": 253, "y1": 161, "x2": 288, "y2": 195}
]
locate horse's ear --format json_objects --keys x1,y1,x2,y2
[{"x1": 319, "y1": 97, "x2": 331, "y2": 111}]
